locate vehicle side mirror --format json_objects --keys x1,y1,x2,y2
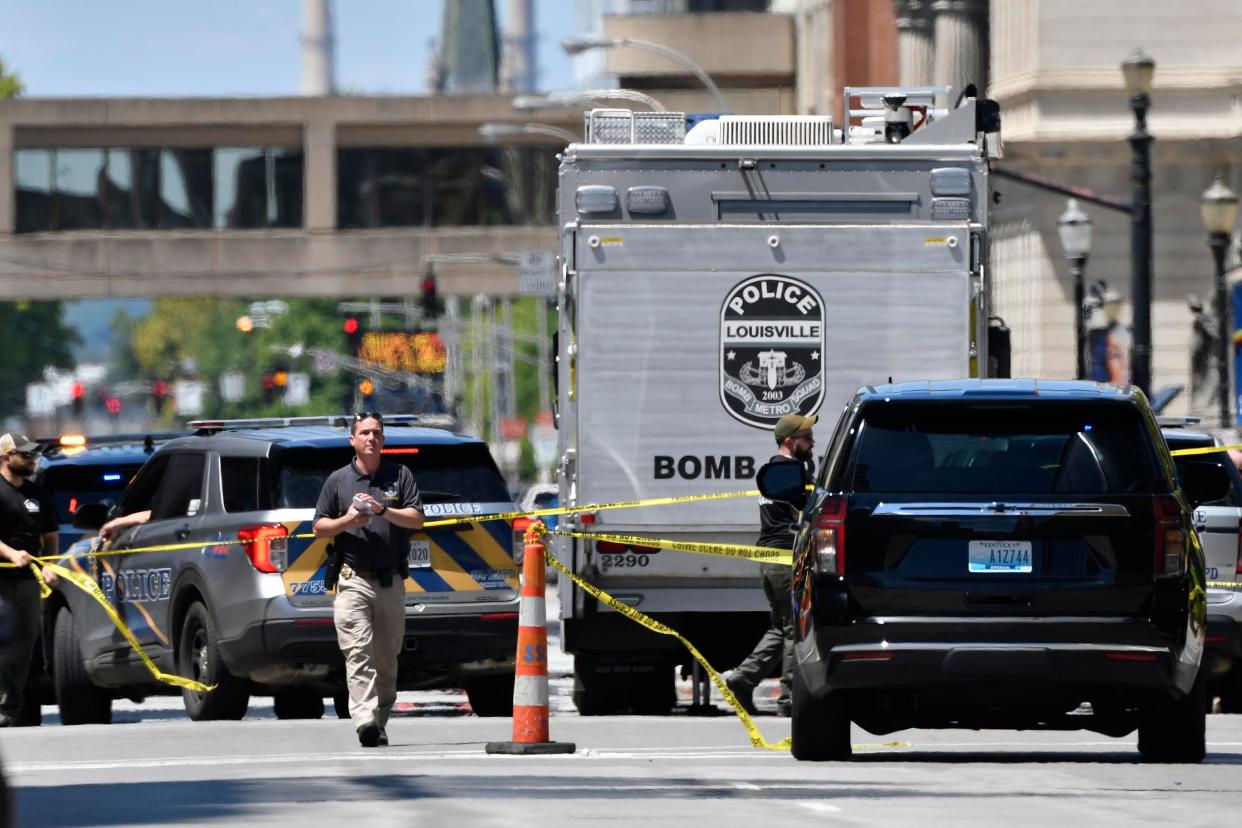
[
  {"x1": 73, "y1": 502, "x2": 111, "y2": 531},
  {"x1": 756, "y1": 461, "x2": 805, "y2": 503},
  {"x1": 1181, "y1": 461, "x2": 1232, "y2": 509}
]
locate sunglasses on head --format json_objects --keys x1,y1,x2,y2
[{"x1": 353, "y1": 411, "x2": 384, "y2": 423}]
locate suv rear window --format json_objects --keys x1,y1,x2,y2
[
  {"x1": 849, "y1": 402, "x2": 1164, "y2": 495},
  {"x1": 41, "y1": 463, "x2": 143, "y2": 516},
  {"x1": 274, "y1": 444, "x2": 511, "y2": 509}
]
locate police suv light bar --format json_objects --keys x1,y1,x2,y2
[{"x1": 188, "y1": 414, "x2": 456, "y2": 433}]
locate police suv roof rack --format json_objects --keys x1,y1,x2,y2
[{"x1": 187, "y1": 414, "x2": 455, "y2": 435}]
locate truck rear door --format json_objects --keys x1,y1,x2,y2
[{"x1": 572, "y1": 224, "x2": 975, "y2": 592}]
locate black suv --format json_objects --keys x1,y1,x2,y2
[{"x1": 758, "y1": 380, "x2": 1208, "y2": 762}]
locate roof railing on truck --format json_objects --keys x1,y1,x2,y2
[{"x1": 187, "y1": 414, "x2": 456, "y2": 435}]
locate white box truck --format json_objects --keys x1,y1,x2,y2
[{"x1": 555, "y1": 88, "x2": 1004, "y2": 714}]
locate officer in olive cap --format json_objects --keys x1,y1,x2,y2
[{"x1": 724, "y1": 413, "x2": 816, "y2": 716}]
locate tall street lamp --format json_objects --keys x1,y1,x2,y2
[
  {"x1": 1201, "y1": 173, "x2": 1240, "y2": 427},
  {"x1": 513, "y1": 88, "x2": 668, "y2": 112},
  {"x1": 477, "y1": 122, "x2": 579, "y2": 144},
  {"x1": 1058, "y1": 198, "x2": 1094, "y2": 380},
  {"x1": 1122, "y1": 48, "x2": 1156, "y2": 396},
  {"x1": 561, "y1": 36, "x2": 729, "y2": 112}
]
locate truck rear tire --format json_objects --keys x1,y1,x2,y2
[
  {"x1": 466, "y1": 675, "x2": 515, "y2": 717},
  {"x1": 178, "y1": 602, "x2": 249, "y2": 721},
  {"x1": 1138, "y1": 674, "x2": 1206, "y2": 763},
  {"x1": 273, "y1": 689, "x2": 324, "y2": 720},
  {"x1": 52, "y1": 607, "x2": 111, "y2": 725},
  {"x1": 790, "y1": 666, "x2": 850, "y2": 761}
]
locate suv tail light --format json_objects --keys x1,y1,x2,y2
[
  {"x1": 1153, "y1": 495, "x2": 1185, "y2": 578},
  {"x1": 814, "y1": 495, "x2": 847, "y2": 576},
  {"x1": 239, "y1": 523, "x2": 289, "y2": 573}
]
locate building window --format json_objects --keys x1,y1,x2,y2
[
  {"x1": 14, "y1": 146, "x2": 304, "y2": 233},
  {"x1": 14, "y1": 149, "x2": 52, "y2": 233},
  {"x1": 214, "y1": 147, "x2": 304, "y2": 229},
  {"x1": 337, "y1": 146, "x2": 558, "y2": 229}
]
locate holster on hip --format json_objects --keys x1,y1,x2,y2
[{"x1": 324, "y1": 543, "x2": 342, "y2": 592}]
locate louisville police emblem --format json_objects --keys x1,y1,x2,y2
[{"x1": 719, "y1": 273, "x2": 825, "y2": 429}]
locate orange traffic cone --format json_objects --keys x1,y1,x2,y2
[{"x1": 485, "y1": 520, "x2": 575, "y2": 755}]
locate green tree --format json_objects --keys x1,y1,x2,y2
[
  {"x1": 0, "y1": 55, "x2": 22, "y2": 99},
  {"x1": 0, "y1": 301, "x2": 79, "y2": 417}
]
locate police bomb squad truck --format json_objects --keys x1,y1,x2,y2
[{"x1": 553, "y1": 87, "x2": 1005, "y2": 714}]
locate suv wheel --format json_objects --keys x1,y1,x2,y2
[
  {"x1": 1138, "y1": 673, "x2": 1207, "y2": 763},
  {"x1": 52, "y1": 607, "x2": 111, "y2": 725},
  {"x1": 465, "y1": 675, "x2": 515, "y2": 717},
  {"x1": 273, "y1": 689, "x2": 324, "y2": 720},
  {"x1": 178, "y1": 602, "x2": 249, "y2": 721},
  {"x1": 790, "y1": 666, "x2": 850, "y2": 761}
]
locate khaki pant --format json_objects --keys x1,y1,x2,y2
[{"x1": 333, "y1": 572, "x2": 405, "y2": 731}]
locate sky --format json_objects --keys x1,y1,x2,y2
[{"x1": 0, "y1": 0, "x2": 579, "y2": 97}]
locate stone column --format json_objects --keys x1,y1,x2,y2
[
  {"x1": 931, "y1": 0, "x2": 988, "y2": 100},
  {"x1": 303, "y1": 111, "x2": 336, "y2": 231},
  {"x1": 892, "y1": 0, "x2": 934, "y2": 87}
]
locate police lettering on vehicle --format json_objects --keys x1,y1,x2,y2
[
  {"x1": 100, "y1": 568, "x2": 172, "y2": 604},
  {"x1": 720, "y1": 274, "x2": 825, "y2": 429}
]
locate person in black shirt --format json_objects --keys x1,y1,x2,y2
[
  {"x1": 724, "y1": 413, "x2": 815, "y2": 717},
  {"x1": 0, "y1": 433, "x2": 60, "y2": 727},
  {"x1": 313, "y1": 413, "x2": 423, "y2": 747}
]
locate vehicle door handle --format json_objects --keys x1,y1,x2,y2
[{"x1": 175, "y1": 527, "x2": 191, "y2": 541}]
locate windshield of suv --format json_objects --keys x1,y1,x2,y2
[
  {"x1": 275, "y1": 444, "x2": 511, "y2": 508},
  {"x1": 41, "y1": 463, "x2": 143, "y2": 517},
  {"x1": 849, "y1": 402, "x2": 1165, "y2": 494}
]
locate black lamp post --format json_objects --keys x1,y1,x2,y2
[
  {"x1": 1201, "y1": 174, "x2": 1239, "y2": 428},
  {"x1": 1122, "y1": 48, "x2": 1155, "y2": 396},
  {"x1": 1058, "y1": 198, "x2": 1094, "y2": 380}
]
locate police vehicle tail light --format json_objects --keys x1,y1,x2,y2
[
  {"x1": 1152, "y1": 496, "x2": 1184, "y2": 578},
  {"x1": 239, "y1": 523, "x2": 289, "y2": 573},
  {"x1": 813, "y1": 496, "x2": 847, "y2": 576}
]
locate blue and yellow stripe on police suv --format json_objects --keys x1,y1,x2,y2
[{"x1": 280, "y1": 517, "x2": 519, "y2": 605}]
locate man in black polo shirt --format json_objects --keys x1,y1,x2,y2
[
  {"x1": 0, "y1": 433, "x2": 59, "y2": 727},
  {"x1": 313, "y1": 413, "x2": 424, "y2": 747}
]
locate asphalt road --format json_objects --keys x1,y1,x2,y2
[{"x1": 5, "y1": 711, "x2": 1242, "y2": 827}]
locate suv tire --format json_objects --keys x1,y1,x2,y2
[
  {"x1": 273, "y1": 689, "x2": 324, "y2": 720},
  {"x1": 1138, "y1": 673, "x2": 1207, "y2": 763},
  {"x1": 178, "y1": 602, "x2": 249, "y2": 721},
  {"x1": 465, "y1": 675, "x2": 515, "y2": 717},
  {"x1": 790, "y1": 666, "x2": 850, "y2": 761},
  {"x1": 52, "y1": 607, "x2": 111, "y2": 725}
]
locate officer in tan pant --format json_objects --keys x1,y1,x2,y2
[{"x1": 313, "y1": 412, "x2": 424, "y2": 747}]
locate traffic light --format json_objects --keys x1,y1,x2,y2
[
  {"x1": 71, "y1": 381, "x2": 85, "y2": 417},
  {"x1": 344, "y1": 317, "x2": 362, "y2": 356},
  {"x1": 421, "y1": 273, "x2": 439, "y2": 319},
  {"x1": 358, "y1": 378, "x2": 375, "y2": 404},
  {"x1": 152, "y1": 379, "x2": 169, "y2": 413}
]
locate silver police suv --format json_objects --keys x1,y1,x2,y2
[{"x1": 51, "y1": 416, "x2": 520, "y2": 724}]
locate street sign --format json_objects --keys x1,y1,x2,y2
[
  {"x1": 501, "y1": 417, "x2": 528, "y2": 441},
  {"x1": 25, "y1": 383, "x2": 55, "y2": 417},
  {"x1": 174, "y1": 380, "x2": 204, "y2": 417},
  {"x1": 518, "y1": 250, "x2": 557, "y2": 297},
  {"x1": 219, "y1": 371, "x2": 245, "y2": 403}
]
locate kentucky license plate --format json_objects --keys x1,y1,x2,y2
[
  {"x1": 968, "y1": 540, "x2": 1032, "y2": 573},
  {"x1": 408, "y1": 540, "x2": 431, "y2": 569}
]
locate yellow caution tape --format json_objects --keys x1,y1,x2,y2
[
  {"x1": 1169, "y1": 442, "x2": 1242, "y2": 457},
  {"x1": 34, "y1": 557, "x2": 216, "y2": 694},
  {"x1": 554, "y1": 529, "x2": 791, "y2": 565},
  {"x1": 423, "y1": 487, "x2": 763, "y2": 529},
  {"x1": 535, "y1": 528, "x2": 789, "y2": 751}
]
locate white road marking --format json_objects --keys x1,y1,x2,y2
[{"x1": 798, "y1": 802, "x2": 842, "y2": 813}]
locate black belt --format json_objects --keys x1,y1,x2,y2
[{"x1": 342, "y1": 565, "x2": 393, "y2": 580}]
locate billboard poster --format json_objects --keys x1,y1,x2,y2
[{"x1": 1086, "y1": 322, "x2": 1132, "y2": 385}]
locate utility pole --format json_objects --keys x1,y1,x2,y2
[
  {"x1": 536, "y1": 298, "x2": 550, "y2": 410},
  {"x1": 501, "y1": 298, "x2": 517, "y2": 420}
]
